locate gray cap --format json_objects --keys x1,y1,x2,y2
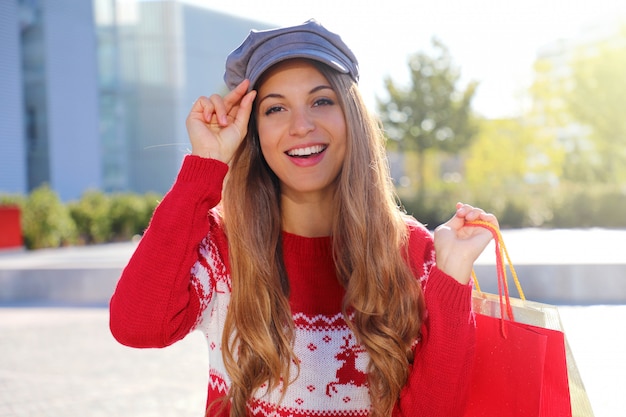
[{"x1": 224, "y1": 19, "x2": 359, "y2": 90}]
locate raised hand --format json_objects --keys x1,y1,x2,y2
[
  {"x1": 185, "y1": 79, "x2": 257, "y2": 164},
  {"x1": 433, "y1": 202, "x2": 499, "y2": 284}
]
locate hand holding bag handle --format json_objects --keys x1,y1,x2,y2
[{"x1": 467, "y1": 220, "x2": 524, "y2": 327}]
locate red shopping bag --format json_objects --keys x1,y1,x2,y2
[
  {"x1": 463, "y1": 221, "x2": 572, "y2": 417},
  {"x1": 467, "y1": 312, "x2": 571, "y2": 416}
]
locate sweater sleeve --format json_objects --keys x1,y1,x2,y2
[
  {"x1": 394, "y1": 223, "x2": 476, "y2": 417},
  {"x1": 109, "y1": 155, "x2": 229, "y2": 348}
]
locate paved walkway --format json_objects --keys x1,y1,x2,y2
[
  {"x1": 0, "y1": 305, "x2": 624, "y2": 416},
  {"x1": 0, "y1": 308, "x2": 207, "y2": 417}
]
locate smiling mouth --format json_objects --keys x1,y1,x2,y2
[{"x1": 286, "y1": 145, "x2": 328, "y2": 158}]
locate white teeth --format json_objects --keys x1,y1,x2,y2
[{"x1": 287, "y1": 145, "x2": 326, "y2": 157}]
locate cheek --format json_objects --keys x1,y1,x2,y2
[
  {"x1": 257, "y1": 118, "x2": 285, "y2": 157},
  {"x1": 330, "y1": 112, "x2": 348, "y2": 142},
  {"x1": 256, "y1": 120, "x2": 275, "y2": 148}
]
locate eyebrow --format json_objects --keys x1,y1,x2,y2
[{"x1": 257, "y1": 84, "x2": 334, "y2": 107}]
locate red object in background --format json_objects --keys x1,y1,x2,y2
[{"x1": 0, "y1": 206, "x2": 23, "y2": 249}]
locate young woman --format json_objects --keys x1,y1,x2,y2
[{"x1": 110, "y1": 19, "x2": 497, "y2": 417}]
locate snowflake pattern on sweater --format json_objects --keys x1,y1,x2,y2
[{"x1": 190, "y1": 218, "x2": 438, "y2": 416}]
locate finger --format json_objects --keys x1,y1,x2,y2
[
  {"x1": 451, "y1": 203, "x2": 498, "y2": 233},
  {"x1": 462, "y1": 206, "x2": 497, "y2": 226},
  {"x1": 454, "y1": 202, "x2": 475, "y2": 218},
  {"x1": 478, "y1": 211, "x2": 499, "y2": 228},
  {"x1": 206, "y1": 94, "x2": 229, "y2": 126},
  {"x1": 189, "y1": 96, "x2": 211, "y2": 115},
  {"x1": 230, "y1": 90, "x2": 257, "y2": 138},
  {"x1": 222, "y1": 79, "x2": 251, "y2": 113},
  {"x1": 465, "y1": 208, "x2": 485, "y2": 222},
  {"x1": 455, "y1": 203, "x2": 490, "y2": 223},
  {"x1": 207, "y1": 80, "x2": 251, "y2": 127},
  {"x1": 188, "y1": 95, "x2": 223, "y2": 127},
  {"x1": 187, "y1": 96, "x2": 214, "y2": 130}
]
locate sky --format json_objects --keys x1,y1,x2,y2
[{"x1": 183, "y1": 0, "x2": 626, "y2": 119}]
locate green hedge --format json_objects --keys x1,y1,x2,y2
[
  {"x1": 1, "y1": 185, "x2": 76, "y2": 249},
  {"x1": 2, "y1": 182, "x2": 625, "y2": 249},
  {"x1": 547, "y1": 185, "x2": 626, "y2": 228},
  {"x1": 0, "y1": 185, "x2": 161, "y2": 250},
  {"x1": 399, "y1": 183, "x2": 626, "y2": 229}
]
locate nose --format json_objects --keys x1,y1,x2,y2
[{"x1": 289, "y1": 107, "x2": 315, "y2": 137}]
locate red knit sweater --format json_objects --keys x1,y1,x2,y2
[{"x1": 109, "y1": 155, "x2": 475, "y2": 417}]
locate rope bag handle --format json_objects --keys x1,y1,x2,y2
[{"x1": 466, "y1": 220, "x2": 525, "y2": 323}]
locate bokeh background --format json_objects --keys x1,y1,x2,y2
[{"x1": 1, "y1": 1, "x2": 626, "y2": 416}]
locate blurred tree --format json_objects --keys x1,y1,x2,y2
[
  {"x1": 465, "y1": 118, "x2": 528, "y2": 194},
  {"x1": 565, "y1": 26, "x2": 626, "y2": 183},
  {"x1": 377, "y1": 38, "x2": 478, "y2": 197},
  {"x1": 464, "y1": 117, "x2": 563, "y2": 226},
  {"x1": 529, "y1": 24, "x2": 626, "y2": 184},
  {"x1": 529, "y1": 48, "x2": 605, "y2": 185},
  {"x1": 528, "y1": 58, "x2": 570, "y2": 128},
  {"x1": 465, "y1": 118, "x2": 563, "y2": 193}
]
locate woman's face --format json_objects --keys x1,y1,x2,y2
[{"x1": 255, "y1": 59, "x2": 347, "y2": 200}]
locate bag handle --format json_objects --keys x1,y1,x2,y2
[{"x1": 466, "y1": 220, "x2": 525, "y2": 323}]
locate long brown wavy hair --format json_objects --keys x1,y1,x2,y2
[{"x1": 220, "y1": 60, "x2": 424, "y2": 417}]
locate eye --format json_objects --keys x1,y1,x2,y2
[
  {"x1": 264, "y1": 105, "x2": 284, "y2": 116},
  {"x1": 313, "y1": 97, "x2": 334, "y2": 107}
]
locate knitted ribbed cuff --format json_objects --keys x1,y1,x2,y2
[
  {"x1": 176, "y1": 154, "x2": 229, "y2": 184},
  {"x1": 426, "y1": 266, "x2": 473, "y2": 314}
]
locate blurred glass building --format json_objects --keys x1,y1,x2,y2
[{"x1": 0, "y1": 0, "x2": 270, "y2": 200}]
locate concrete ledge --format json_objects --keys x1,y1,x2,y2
[
  {"x1": 0, "y1": 268, "x2": 120, "y2": 306},
  {"x1": 473, "y1": 263, "x2": 626, "y2": 305},
  {"x1": 0, "y1": 229, "x2": 625, "y2": 306},
  {"x1": 0, "y1": 242, "x2": 134, "y2": 306},
  {"x1": 2, "y1": 264, "x2": 621, "y2": 306}
]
